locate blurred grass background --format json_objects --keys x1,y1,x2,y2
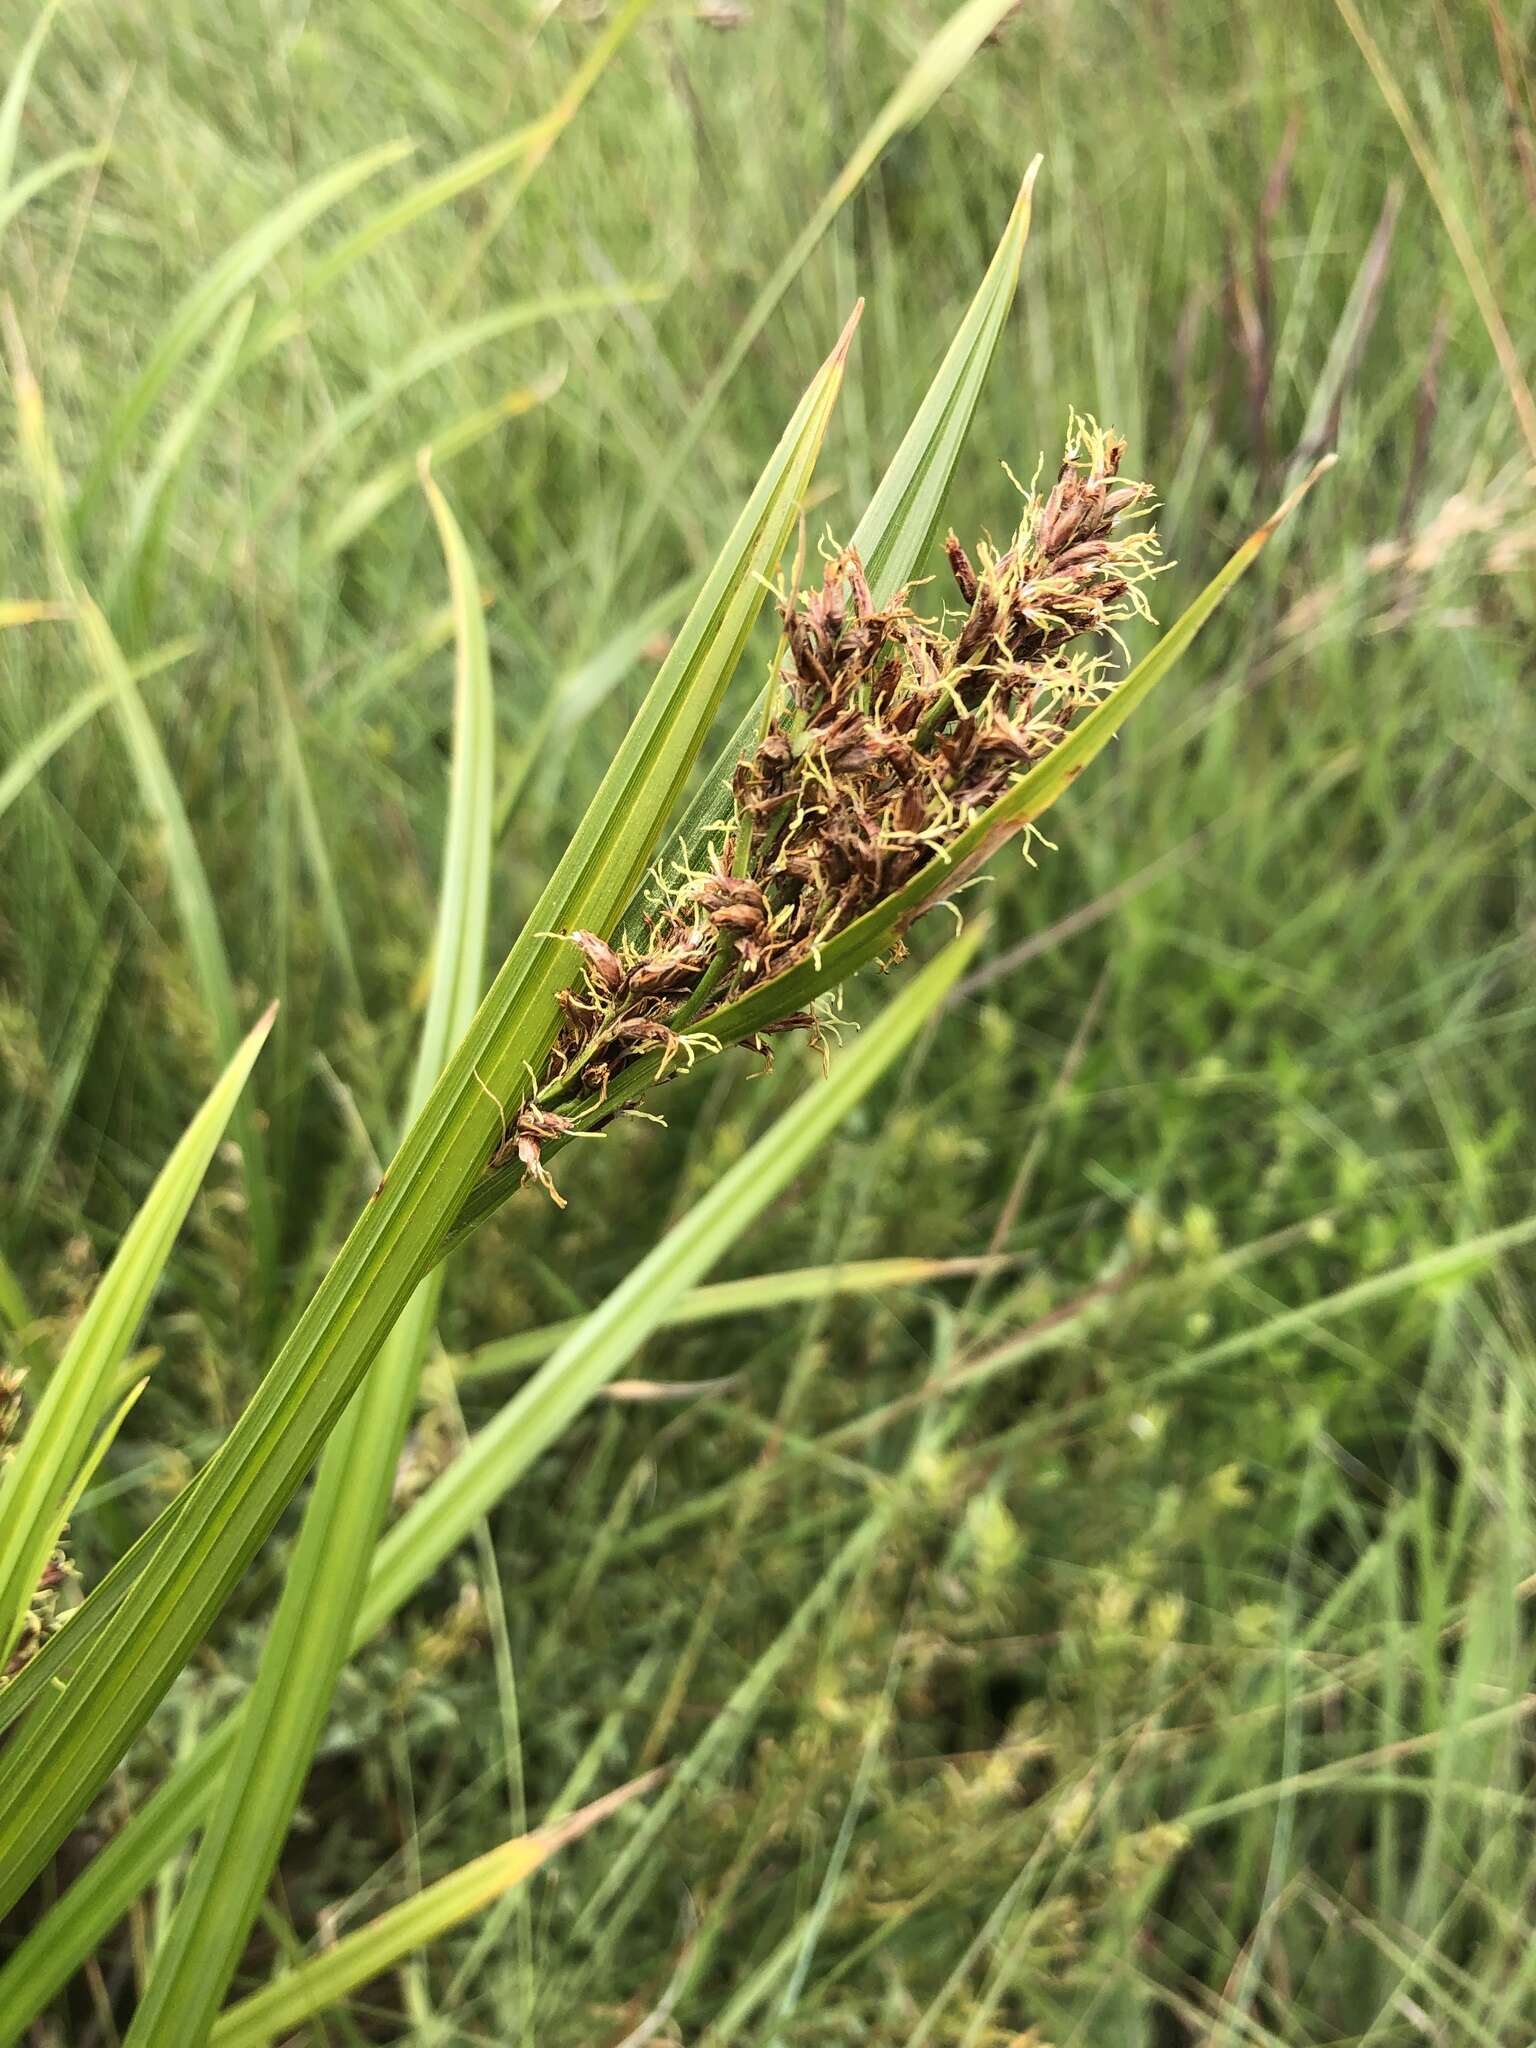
[{"x1": 2, "y1": 0, "x2": 1535, "y2": 2040}]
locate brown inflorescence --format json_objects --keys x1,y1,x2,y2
[
  {"x1": 0, "y1": 1365, "x2": 71, "y2": 1682},
  {"x1": 499, "y1": 418, "x2": 1160, "y2": 1202}
]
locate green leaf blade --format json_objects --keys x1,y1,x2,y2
[
  {"x1": 251, "y1": 0, "x2": 656, "y2": 344},
  {"x1": 634, "y1": 168, "x2": 1040, "y2": 947},
  {"x1": 620, "y1": 0, "x2": 1021, "y2": 564},
  {"x1": 0, "y1": 1006, "x2": 275, "y2": 1672},
  {"x1": 514, "y1": 458, "x2": 1340, "y2": 1203},
  {"x1": 117, "y1": 467, "x2": 498, "y2": 2048},
  {"x1": 849, "y1": 156, "x2": 1041, "y2": 606},
  {"x1": 0, "y1": 0, "x2": 63, "y2": 195},
  {"x1": 7, "y1": 340, "x2": 280, "y2": 1282},
  {"x1": 74, "y1": 136, "x2": 414, "y2": 530},
  {"x1": 314, "y1": 373, "x2": 562, "y2": 559},
  {"x1": 0, "y1": 147, "x2": 103, "y2": 242},
  {"x1": 208, "y1": 1777, "x2": 662, "y2": 2048},
  {"x1": 0, "y1": 317, "x2": 850, "y2": 1924},
  {"x1": 359, "y1": 918, "x2": 982, "y2": 1639},
  {"x1": 106, "y1": 295, "x2": 255, "y2": 636}
]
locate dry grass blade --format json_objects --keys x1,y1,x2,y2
[{"x1": 454, "y1": 1253, "x2": 1015, "y2": 1383}]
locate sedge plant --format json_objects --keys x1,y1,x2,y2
[{"x1": 0, "y1": 126, "x2": 1330, "y2": 2045}]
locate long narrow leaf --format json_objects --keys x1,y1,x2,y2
[
  {"x1": 270, "y1": 674, "x2": 363, "y2": 1006},
  {"x1": 0, "y1": 317, "x2": 851, "y2": 1921},
  {"x1": 472, "y1": 457, "x2": 1336, "y2": 1241},
  {"x1": 626, "y1": 165, "x2": 1039, "y2": 947},
  {"x1": 245, "y1": 0, "x2": 655, "y2": 353},
  {"x1": 0, "y1": 0, "x2": 61, "y2": 193},
  {"x1": 0, "y1": 213, "x2": 1034, "y2": 2008},
  {"x1": 359, "y1": 919, "x2": 981, "y2": 1635},
  {"x1": 2, "y1": 1188, "x2": 1524, "y2": 2040},
  {"x1": 456, "y1": 1252, "x2": 1012, "y2": 1383},
  {"x1": 106, "y1": 295, "x2": 255, "y2": 633},
  {"x1": 496, "y1": 573, "x2": 695, "y2": 838},
  {"x1": 74, "y1": 137, "x2": 413, "y2": 528},
  {"x1": 0, "y1": 1711, "x2": 230, "y2": 2044},
  {"x1": 621, "y1": 0, "x2": 1019, "y2": 564},
  {"x1": 0, "y1": 681, "x2": 107, "y2": 826},
  {"x1": 315, "y1": 372, "x2": 562, "y2": 557},
  {"x1": 0, "y1": 147, "x2": 102, "y2": 240},
  {"x1": 685, "y1": 457, "x2": 1343, "y2": 1041},
  {"x1": 0, "y1": 321, "x2": 845, "y2": 1739},
  {"x1": 0, "y1": 600, "x2": 69, "y2": 627},
  {"x1": 849, "y1": 158, "x2": 1041, "y2": 604},
  {"x1": 0, "y1": 1249, "x2": 32, "y2": 1339},
  {"x1": 5, "y1": 332, "x2": 279, "y2": 1280},
  {"x1": 254, "y1": 281, "x2": 656, "y2": 525},
  {"x1": 0, "y1": 641, "x2": 198, "y2": 826},
  {"x1": 0, "y1": 1006, "x2": 275, "y2": 1669},
  {"x1": 121, "y1": 467, "x2": 497, "y2": 2048},
  {"x1": 208, "y1": 1775, "x2": 662, "y2": 2048}
]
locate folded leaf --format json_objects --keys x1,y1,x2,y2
[
  {"x1": 0, "y1": 1006, "x2": 275, "y2": 1672},
  {"x1": 623, "y1": 162, "x2": 1039, "y2": 950},
  {"x1": 118, "y1": 466, "x2": 496, "y2": 2048},
  {"x1": 0, "y1": 312, "x2": 852, "y2": 1923},
  {"x1": 458, "y1": 457, "x2": 1337, "y2": 1243}
]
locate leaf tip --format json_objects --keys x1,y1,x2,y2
[
  {"x1": 997, "y1": 156, "x2": 1044, "y2": 270},
  {"x1": 1, "y1": 297, "x2": 36, "y2": 397},
  {"x1": 538, "y1": 1766, "x2": 670, "y2": 1854},
  {"x1": 830, "y1": 299, "x2": 865, "y2": 370},
  {"x1": 1253, "y1": 451, "x2": 1337, "y2": 545}
]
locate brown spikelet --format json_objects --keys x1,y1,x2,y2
[
  {"x1": 1, "y1": 1364, "x2": 73, "y2": 1682},
  {"x1": 484, "y1": 417, "x2": 1161, "y2": 1205}
]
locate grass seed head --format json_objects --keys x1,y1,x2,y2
[{"x1": 495, "y1": 420, "x2": 1159, "y2": 1204}]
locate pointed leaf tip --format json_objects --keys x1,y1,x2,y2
[
  {"x1": 539, "y1": 1766, "x2": 670, "y2": 1852},
  {"x1": 1000, "y1": 158, "x2": 1043, "y2": 258},
  {"x1": 1255, "y1": 451, "x2": 1337, "y2": 543},
  {"x1": 830, "y1": 299, "x2": 865, "y2": 368}
]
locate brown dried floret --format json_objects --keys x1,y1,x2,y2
[
  {"x1": 484, "y1": 418, "x2": 1159, "y2": 1202},
  {"x1": 567, "y1": 929, "x2": 625, "y2": 994},
  {"x1": 497, "y1": 1104, "x2": 579, "y2": 1208}
]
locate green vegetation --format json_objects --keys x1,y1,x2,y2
[{"x1": 2, "y1": 1, "x2": 1533, "y2": 2042}]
